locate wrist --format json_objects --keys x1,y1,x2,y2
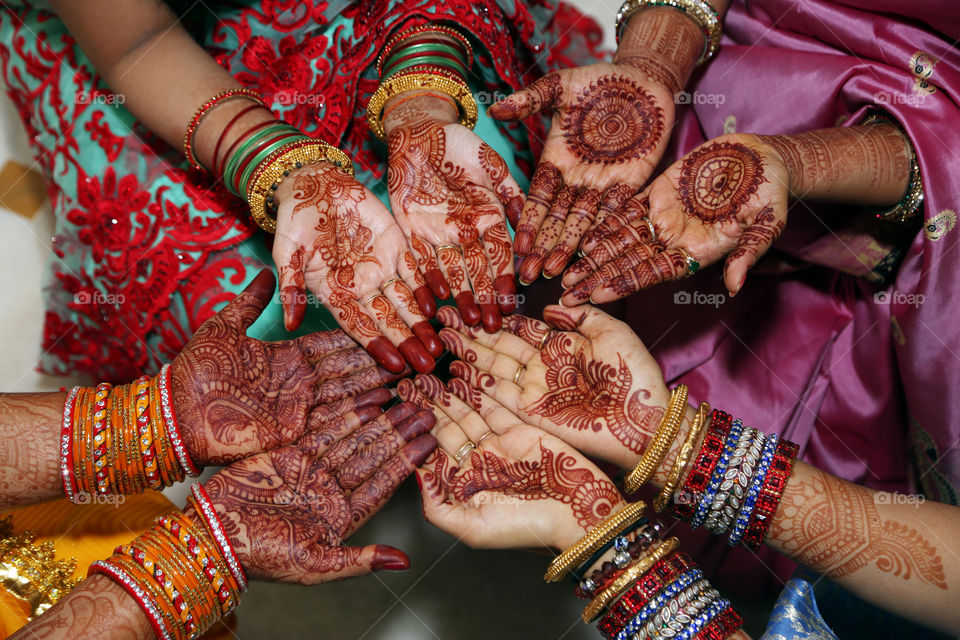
[
  {"x1": 614, "y1": 7, "x2": 703, "y2": 94},
  {"x1": 382, "y1": 90, "x2": 459, "y2": 135}
]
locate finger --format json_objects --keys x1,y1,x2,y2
[
  {"x1": 562, "y1": 217, "x2": 659, "y2": 289},
  {"x1": 312, "y1": 347, "x2": 379, "y2": 384},
  {"x1": 591, "y1": 248, "x2": 688, "y2": 304},
  {"x1": 514, "y1": 162, "x2": 562, "y2": 257},
  {"x1": 213, "y1": 269, "x2": 277, "y2": 332},
  {"x1": 438, "y1": 320, "x2": 539, "y2": 366},
  {"x1": 581, "y1": 194, "x2": 650, "y2": 254},
  {"x1": 298, "y1": 406, "x2": 383, "y2": 458},
  {"x1": 462, "y1": 242, "x2": 501, "y2": 332},
  {"x1": 306, "y1": 391, "x2": 387, "y2": 432},
  {"x1": 518, "y1": 185, "x2": 578, "y2": 284},
  {"x1": 295, "y1": 329, "x2": 357, "y2": 362},
  {"x1": 410, "y1": 234, "x2": 450, "y2": 301},
  {"x1": 482, "y1": 222, "x2": 517, "y2": 314},
  {"x1": 436, "y1": 246, "x2": 481, "y2": 327},
  {"x1": 438, "y1": 328, "x2": 524, "y2": 380},
  {"x1": 299, "y1": 544, "x2": 411, "y2": 583},
  {"x1": 723, "y1": 205, "x2": 783, "y2": 296},
  {"x1": 401, "y1": 376, "x2": 470, "y2": 458},
  {"x1": 348, "y1": 433, "x2": 437, "y2": 533},
  {"x1": 336, "y1": 410, "x2": 436, "y2": 491},
  {"x1": 478, "y1": 142, "x2": 525, "y2": 230},
  {"x1": 542, "y1": 188, "x2": 603, "y2": 278},
  {"x1": 275, "y1": 244, "x2": 308, "y2": 331},
  {"x1": 487, "y1": 72, "x2": 562, "y2": 121},
  {"x1": 448, "y1": 360, "x2": 522, "y2": 417},
  {"x1": 328, "y1": 292, "x2": 406, "y2": 373},
  {"x1": 320, "y1": 403, "x2": 414, "y2": 471},
  {"x1": 413, "y1": 374, "x2": 490, "y2": 442},
  {"x1": 397, "y1": 377, "x2": 431, "y2": 410},
  {"x1": 447, "y1": 378, "x2": 518, "y2": 436},
  {"x1": 561, "y1": 241, "x2": 663, "y2": 306},
  {"x1": 315, "y1": 365, "x2": 405, "y2": 404},
  {"x1": 381, "y1": 276, "x2": 443, "y2": 358},
  {"x1": 592, "y1": 183, "x2": 637, "y2": 229},
  {"x1": 397, "y1": 247, "x2": 437, "y2": 319},
  {"x1": 500, "y1": 313, "x2": 552, "y2": 349},
  {"x1": 363, "y1": 293, "x2": 434, "y2": 374},
  {"x1": 542, "y1": 303, "x2": 631, "y2": 339}
]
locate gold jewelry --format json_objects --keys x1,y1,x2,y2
[
  {"x1": 644, "y1": 218, "x2": 657, "y2": 240},
  {"x1": 434, "y1": 244, "x2": 462, "y2": 253},
  {"x1": 677, "y1": 247, "x2": 701, "y2": 276},
  {"x1": 247, "y1": 141, "x2": 354, "y2": 233},
  {"x1": 623, "y1": 384, "x2": 688, "y2": 493},
  {"x1": 537, "y1": 331, "x2": 551, "y2": 351},
  {"x1": 615, "y1": 0, "x2": 721, "y2": 65},
  {"x1": 512, "y1": 364, "x2": 526, "y2": 385},
  {"x1": 361, "y1": 292, "x2": 388, "y2": 307},
  {"x1": 367, "y1": 72, "x2": 478, "y2": 140},
  {"x1": 544, "y1": 501, "x2": 646, "y2": 582},
  {"x1": 453, "y1": 441, "x2": 476, "y2": 463},
  {"x1": 475, "y1": 431, "x2": 494, "y2": 446},
  {"x1": 581, "y1": 537, "x2": 680, "y2": 622},
  {"x1": 380, "y1": 277, "x2": 403, "y2": 291},
  {"x1": 862, "y1": 112, "x2": 924, "y2": 224},
  {"x1": 654, "y1": 401, "x2": 709, "y2": 512}
]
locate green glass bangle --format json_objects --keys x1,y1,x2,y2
[
  {"x1": 383, "y1": 42, "x2": 468, "y2": 69},
  {"x1": 223, "y1": 124, "x2": 299, "y2": 195},
  {"x1": 238, "y1": 132, "x2": 306, "y2": 198},
  {"x1": 383, "y1": 56, "x2": 469, "y2": 81}
]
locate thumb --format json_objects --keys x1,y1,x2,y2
[
  {"x1": 302, "y1": 544, "x2": 410, "y2": 583},
  {"x1": 723, "y1": 205, "x2": 783, "y2": 297},
  {"x1": 275, "y1": 244, "x2": 308, "y2": 331},
  {"x1": 543, "y1": 303, "x2": 627, "y2": 338},
  {"x1": 220, "y1": 269, "x2": 276, "y2": 331},
  {"x1": 487, "y1": 73, "x2": 562, "y2": 121}
]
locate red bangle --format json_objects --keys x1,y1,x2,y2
[
  {"x1": 218, "y1": 119, "x2": 276, "y2": 181},
  {"x1": 671, "y1": 410, "x2": 733, "y2": 521},
  {"x1": 183, "y1": 88, "x2": 264, "y2": 171},
  {"x1": 697, "y1": 605, "x2": 744, "y2": 640},
  {"x1": 740, "y1": 438, "x2": 799, "y2": 551},
  {"x1": 212, "y1": 104, "x2": 264, "y2": 177}
]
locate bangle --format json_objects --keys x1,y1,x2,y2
[
  {"x1": 382, "y1": 55, "x2": 471, "y2": 82},
  {"x1": 654, "y1": 401, "x2": 709, "y2": 512},
  {"x1": 191, "y1": 483, "x2": 248, "y2": 591},
  {"x1": 379, "y1": 24, "x2": 474, "y2": 76},
  {"x1": 862, "y1": 112, "x2": 924, "y2": 224},
  {"x1": 571, "y1": 517, "x2": 652, "y2": 584},
  {"x1": 544, "y1": 501, "x2": 647, "y2": 583},
  {"x1": 623, "y1": 384, "x2": 688, "y2": 493},
  {"x1": 218, "y1": 120, "x2": 277, "y2": 184},
  {"x1": 624, "y1": 575, "x2": 711, "y2": 639},
  {"x1": 383, "y1": 42, "x2": 469, "y2": 70},
  {"x1": 615, "y1": 0, "x2": 721, "y2": 64},
  {"x1": 183, "y1": 88, "x2": 265, "y2": 171},
  {"x1": 741, "y1": 438, "x2": 798, "y2": 551},
  {"x1": 672, "y1": 409, "x2": 733, "y2": 520},
  {"x1": 211, "y1": 104, "x2": 263, "y2": 176},
  {"x1": 582, "y1": 537, "x2": 679, "y2": 622},
  {"x1": 690, "y1": 420, "x2": 744, "y2": 529},
  {"x1": 158, "y1": 364, "x2": 200, "y2": 477},
  {"x1": 366, "y1": 70, "x2": 478, "y2": 141},
  {"x1": 60, "y1": 386, "x2": 80, "y2": 500},
  {"x1": 728, "y1": 434, "x2": 778, "y2": 546},
  {"x1": 703, "y1": 427, "x2": 763, "y2": 534}
]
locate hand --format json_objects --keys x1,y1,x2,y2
[
  {"x1": 436, "y1": 304, "x2": 670, "y2": 470},
  {"x1": 488, "y1": 62, "x2": 674, "y2": 283},
  {"x1": 398, "y1": 374, "x2": 624, "y2": 550},
  {"x1": 385, "y1": 92, "x2": 524, "y2": 333},
  {"x1": 562, "y1": 133, "x2": 790, "y2": 304},
  {"x1": 198, "y1": 401, "x2": 437, "y2": 583},
  {"x1": 273, "y1": 163, "x2": 443, "y2": 374},
  {"x1": 172, "y1": 269, "x2": 403, "y2": 466}
]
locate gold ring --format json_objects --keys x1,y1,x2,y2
[
  {"x1": 677, "y1": 247, "x2": 700, "y2": 276},
  {"x1": 475, "y1": 430, "x2": 494, "y2": 447},
  {"x1": 361, "y1": 292, "x2": 387, "y2": 307},
  {"x1": 537, "y1": 331, "x2": 550, "y2": 351},
  {"x1": 380, "y1": 277, "x2": 402, "y2": 292},
  {"x1": 512, "y1": 363, "x2": 526, "y2": 385},
  {"x1": 435, "y1": 244, "x2": 461, "y2": 253},
  {"x1": 453, "y1": 441, "x2": 476, "y2": 463}
]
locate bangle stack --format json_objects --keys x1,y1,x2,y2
[
  {"x1": 89, "y1": 489, "x2": 246, "y2": 640},
  {"x1": 183, "y1": 88, "x2": 265, "y2": 170},
  {"x1": 367, "y1": 23, "x2": 478, "y2": 141},
  {"x1": 862, "y1": 111, "x2": 924, "y2": 224},
  {"x1": 61, "y1": 364, "x2": 199, "y2": 501},
  {"x1": 614, "y1": 0, "x2": 721, "y2": 64},
  {"x1": 623, "y1": 384, "x2": 688, "y2": 494}
]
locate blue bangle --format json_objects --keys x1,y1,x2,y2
[
  {"x1": 690, "y1": 420, "x2": 743, "y2": 530},
  {"x1": 615, "y1": 570, "x2": 704, "y2": 640},
  {"x1": 729, "y1": 434, "x2": 779, "y2": 546},
  {"x1": 676, "y1": 598, "x2": 731, "y2": 640}
]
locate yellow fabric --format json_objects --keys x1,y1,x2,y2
[{"x1": 0, "y1": 493, "x2": 236, "y2": 638}]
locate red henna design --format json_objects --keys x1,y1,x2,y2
[{"x1": 678, "y1": 141, "x2": 767, "y2": 223}]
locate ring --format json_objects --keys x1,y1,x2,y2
[
  {"x1": 512, "y1": 363, "x2": 526, "y2": 385},
  {"x1": 537, "y1": 331, "x2": 550, "y2": 351},
  {"x1": 644, "y1": 218, "x2": 657, "y2": 240},
  {"x1": 435, "y1": 244, "x2": 461, "y2": 253},
  {"x1": 380, "y1": 277, "x2": 402, "y2": 292},
  {"x1": 454, "y1": 441, "x2": 476, "y2": 463},
  {"x1": 361, "y1": 292, "x2": 387, "y2": 307},
  {"x1": 677, "y1": 248, "x2": 700, "y2": 276},
  {"x1": 475, "y1": 430, "x2": 494, "y2": 446}
]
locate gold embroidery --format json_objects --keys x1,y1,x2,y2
[
  {"x1": 909, "y1": 51, "x2": 938, "y2": 96},
  {"x1": 924, "y1": 209, "x2": 956, "y2": 241},
  {"x1": 890, "y1": 315, "x2": 905, "y2": 346},
  {"x1": 722, "y1": 114, "x2": 736, "y2": 134},
  {"x1": 0, "y1": 516, "x2": 81, "y2": 618}
]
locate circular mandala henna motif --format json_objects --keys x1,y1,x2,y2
[
  {"x1": 562, "y1": 76, "x2": 664, "y2": 165},
  {"x1": 678, "y1": 141, "x2": 767, "y2": 223}
]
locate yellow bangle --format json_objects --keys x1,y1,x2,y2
[
  {"x1": 654, "y1": 401, "x2": 710, "y2": 512},
  {"x1": 366, "y1": 71, "x2": 478, "y2": 141},
  {"x1": 543, "y1": 501, "x2": 647, "y2": 583},
  {"x1": 623, "y1": 384, "x2": 688, "y2": 494},
  {"x1": 581, "y1": 537, "x2": 680, "y2": 622}
]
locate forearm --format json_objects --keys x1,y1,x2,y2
[
  {"x1": 755, "y1": 124, "x2": 911, "y2": 205},
  {"x1": 0, "y1": 392, "x2": 65, "y2": 507},
  {"x1": 9, "y1": 575, "x2": 153, "y2": 640}
]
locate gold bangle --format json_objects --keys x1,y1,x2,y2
[
  {"x1": 581, "y1": 537, "x2": 680, "y2": 622},
  {"x1": 623, "y1": 384, "x2": 688, "y2": 494},
  {"x1": 247, "y1": 141, "x2": 354, "y2": 233},
  {"x1": 615, "y1": 0, "x2": 721, "y2": 65},
  {"x1": 654, "y1": 401, "x2": 709, "y2": 512},
  {"x1": 862, "y1": 112, "x2": 924, "y2": 224},
  {"x1": 366, "y1": 72, "x2": 478, "y2": 141},
  {"x1": 543, "y1": 501, "x2": 646, "y2": 583}
]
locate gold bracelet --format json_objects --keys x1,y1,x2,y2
[
  {"x1": 543, "y1": 501, "x2": 646, "y2": 583},
  {"x1": 623, "y1": 384, "x2": 688, "y2": 494},
  {"x1": 366, "y1": 71, "x2": 478, "y2": 141},
  {"x1": 615, "y1": 0, "x2": 721, "y2": 64},
  {"x1": 654, "y1": 401, "x2": 709, "y2": 512},
  {"x1": 246, "y1": 141, "x2": 354, "y2": 233},
  {"x1": 862, "y1": 112, "x2": 924, "y2": 224},
  {"x1": 581, "y1": 537, "x2": 680, "y2": 622}
]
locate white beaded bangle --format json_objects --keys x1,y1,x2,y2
[
  {"x1": 158, "y1": 364, "x2": 200, "y2": 477},
  {"x1": 191, "y1": 483, "x2": 248, "y2": 591},
  {"x1": 60, "y1": 386, "x2": 79, "y2": 502}
]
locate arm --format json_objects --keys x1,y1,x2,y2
[{"x1": 0, "y1": 392, "x2": 70, "y2": 507}]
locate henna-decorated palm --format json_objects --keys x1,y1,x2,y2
[
  {"x1": 398, "y1": 374, "x2": 624, "y2": 551},
  {"x1": 273, "y1": 163, "x2": 443, "y2": 375},
  {"x1": 172, "y1": 269, "x2": 402, "y2": 466},
  {"x1": 488, "y1": 63, "x2": 675, "y2": 283},
  {"x1": 384, "y1": 95, "x2": 524, "y2": 334},
  {"x1": 199, "y1": 401, "x2": 437, "y2": 583},
  {"x1": 436, "y1": 305, "x2": 671, "y2": 470},
  {"x1": 562, "y1": 133, "x2": 790, "y2": 304}
]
